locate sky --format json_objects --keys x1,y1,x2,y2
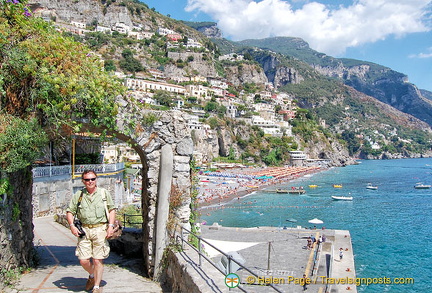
[{"x1": 144, "y1": 0, "x2": 432, "y2": 92}]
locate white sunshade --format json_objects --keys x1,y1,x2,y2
[{"x1": 308, "y1": 218, "x2": 324, "y2": 224}]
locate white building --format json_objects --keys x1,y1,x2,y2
[
  {"x1": 96, "y1": 25, "x2": 111, "y2": 33},
  {"x1": 113, "y1": 22, "x2": 131, "y2": 34},
  {"x1": 71, "y1": 21, "x2": 86, "y2": 29},
  {"x1": 157, "y1": 27, "x2": 176, "y2": 35},
  {"x1": 125, "y1": 78, "x2": 186, "y2": 94},
  {"x1": 101, "y1": 143, "x2": 140, "y2": 163},
  {"x1": 185, "y1": 84, "x2": 210, "y2": 100}
]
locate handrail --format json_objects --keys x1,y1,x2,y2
[
  {"x1": 122, "y1": 213, "x2": 143, "y2": 228},
  {"x1": 32, "y1": 163, "x2": 124, "y2": 178},
  {"x1": 174, "y1": 224, "x2": 283, "y2": 293}
]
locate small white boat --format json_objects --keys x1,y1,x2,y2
[
  {"x1": 331, "y1": 195, "x2": 353, "y2": 201},
  {"x1": 366, "y1": 183, "x2": 378, "y2": 190},
  {"x1": 414, "y1": 183, "x2": 431, "y2": 189}
]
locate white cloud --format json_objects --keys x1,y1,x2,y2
[
  {"x1": 409, "y1": 47, "x2": 432, "y2": 59},
  {"x1": 186, "y1": 0, "x2": 431, "y2": 55}
]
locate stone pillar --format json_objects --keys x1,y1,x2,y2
[{"x1": 153, "y1": 144, "x2": 173, "y2": 279}]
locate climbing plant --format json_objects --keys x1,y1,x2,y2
[{"x1": 0, "y1": 0, "x2": 126, "y2": 173}]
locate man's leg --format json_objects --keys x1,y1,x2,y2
[
  {"x1": 80, "y1": 258, "x2": 94, "y2": 275},
  {"x1": 93, "y1": 259, "x2": 104, "y2": 287}
]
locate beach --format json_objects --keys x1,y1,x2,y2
[{"x1": 197, "y1": 166, "x2": 323, "y2": 208}]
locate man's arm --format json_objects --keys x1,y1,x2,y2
[{"x1": 66, "y1": 211, "x2": 80, "y2": 237}]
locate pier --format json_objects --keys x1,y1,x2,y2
[{"x1": 196, "y1": 224, "x2": 357, "y2": 292}]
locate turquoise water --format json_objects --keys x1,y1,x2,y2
[{"x1": 200, "y1": 158, "x2": 432, "y2": 292}]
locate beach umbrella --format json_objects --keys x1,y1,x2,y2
[{"x1": 308, "y1": 218, "x2": 324, "y2": 224}]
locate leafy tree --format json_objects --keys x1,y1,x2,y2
[
  {"x1": 153, "y1": 91, "x2": 173, "y2": 107},
  {"x1": 0, "y1": 0, "x2": 125, "y2": 172}
]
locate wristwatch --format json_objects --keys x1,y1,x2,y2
[{"x1": 108, "y1": 224, "x2": 115, "y2": 228}]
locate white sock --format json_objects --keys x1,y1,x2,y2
[{"x1": 93, "y1": 285, "x2": 100, "y2": 289}]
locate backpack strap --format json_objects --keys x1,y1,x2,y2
[{"x1": 102, "y1": 189, "x2": 110, "y2": 222}]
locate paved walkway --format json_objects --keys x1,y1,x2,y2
[{"x1": 5, "y1": 216, "x2": 163, "y2": 293}]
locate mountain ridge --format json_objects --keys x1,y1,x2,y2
[{"x1": 27, "y1": 0, "x2": 432, "y2": 162}]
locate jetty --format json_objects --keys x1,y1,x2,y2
[{"x1": 196, "y1": 224, "x2": 357, "y2": 292}]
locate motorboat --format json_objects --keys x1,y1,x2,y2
[
  {"x1": 276, "y1": 188, "x2": 289, "y2": 194},
  {"x1": 333, "y1": 184, "x2": 343, "y2": 188},
  {"x1": 308, "y1": 184, "x2": 318, "y2": 188},
  {"x1": 414, "y1": 183, "x2": 431, "y2": 189},
  {"x1": 331, "y1": 195, "x2": 353, "y2": 201},
  {"x1": 366, "y1": 183, "x2": 378, "y2": 190},
  {"x1": 288, "y1": 189, "x2": 306, "y2": 194}
]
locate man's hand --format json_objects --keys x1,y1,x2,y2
[
  {"x1": 70, "y1": 225, "x2": 80, "y2": 237},
  {"x1": 106, "y1": 225, "x2": 114, "y2": 239}
]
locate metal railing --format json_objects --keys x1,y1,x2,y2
[
  {"x1": 122, "y1": 214, "x2": 143, "y2": 228},
  {"x1": 32, "y1": 163, "x2": 124, "y2": 178},
  {"x1": 32, "y1": 165, "x2": 72, "y2": 178},
  {"x1": 174, "y1": 224, "x2": 283, "y2": 293}
]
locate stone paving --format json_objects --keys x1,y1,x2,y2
[{"x1": 4, "y1": 216, "x2": 163, "y2": 293}]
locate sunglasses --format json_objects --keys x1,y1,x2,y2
[{"x1": 83, "y1": 178, "x2": 97, "y2": 182}]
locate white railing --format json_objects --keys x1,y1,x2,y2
[
  {"x1": 32, "y1": 165, "x2": 72, "y2": 178},
  {"x1": 33, "y1": 163, "x2": 124, "y2": 178}
]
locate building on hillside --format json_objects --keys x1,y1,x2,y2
[
  {"x1": 101, "y1": 142, "x2": 140, "y2": 164},
  {"x1": 279, "y1": 110, "x2": 297, "y2": 121},
  {"x1": 167, "y1": 33, "x2": 183, "y2": 41},
  {"x1": 186, "y1": 38, "x2": 202, "y2": 48},
  {"x1": 141, "y1": 31, "x2": 155, "y2": 39},
  {"x1": 125, "y1": 78, "x2": 186, "y2": 94},
  {"x1": 190, "y1": 76, "x2": 207, "y2": 83},
  {"x1": 225, "y1": 104, "x2": 238, "y2": 118},
  {"x1": 113, "y1": 22, "x2": 131, "y2": 34},
  {"x1": 186, "y1": 115, "x2": 202, "y2": 130},
  {"x1": 71, "y1": 21, "x2": 86, "y2": 29},
  {"x1": 96, "y1": 25, "x2": 111, "y2": 33},
  {"x1": 208, "y1": 78, "x2": 229, "y2": 89},
  {"x1": 209, "y1": 87, "x2": 225, "y2": 98},
  {"x1": 148, "y1": 69, "x2": 165, "y2": 80},
  {"x1": 185, "y1": 84, "x2": 210, "y2": 100},
  {"x1": 250, "y1": 116, "x2": 283, "y2": 137},
  {"x1": 157, "y1": 27, "x2": 176, "y2": 35},
  {"x1": 218, "y1": 53, "x2": 244, "y2": 61}
]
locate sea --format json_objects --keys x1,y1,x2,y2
[{"x1": 200, "y1": 158, "x2": 432, "y2": 292}]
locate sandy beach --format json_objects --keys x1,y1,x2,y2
[{"x1": 197, "y1": 166, "x2": 323, "y2": 208}]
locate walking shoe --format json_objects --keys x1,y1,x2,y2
[
  {"x1": 85, "y1": 277, "x2": 95, "y2": 291},
  {"x1": 92, "y1": 288, "x2": 102, "y2": 293}
]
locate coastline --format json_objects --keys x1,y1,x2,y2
[{"x1": 197, "y1": 166, "x2": 325, "y2": 209}]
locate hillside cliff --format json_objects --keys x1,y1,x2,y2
[
  {"x1": 28, "y1": 0, "x2": 432, "y2": 164},
  {"x1": 237, "y1": 37, "x2": 432, "y2": 127}
]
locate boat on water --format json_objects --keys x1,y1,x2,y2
[
  {"x1": 333, "y1": 184, "x2": 343, "y2": 188},
  {"x1": 276, "y1": 188, "x2": 289, "y2": 194},
  {"x1": 308, "y1": 184, "x2": 318, "y2": 188},
  {"x1": 366, "y1": 183, "x2": 378, "y2": 190},
  {"x1": 414, "y1": 183, "x2": 431, "y2": 189},
  {"x1": 288, "y1": 189, "x2": 306, "y2": 194},
  {"x1": 331, "y1": 195, "x2": 353, "y2": 201}
]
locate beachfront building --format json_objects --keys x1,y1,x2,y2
[{"x1": 289, "y1": 151, "x2": 307, "y2": 166}]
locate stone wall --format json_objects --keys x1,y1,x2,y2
[
  {"x1": 32, "y1": 174, "x2": 124, "y2": 218},
  {"x1": 0, "y1": 167, "x2": 35, "y2": 289},
  {"x1": 114, "y1": 108, "x2": 193, "y2": 276}
]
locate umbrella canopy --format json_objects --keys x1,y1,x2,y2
[{"x1": 308, "y1": 218, "x2": 324, "y2": 224}]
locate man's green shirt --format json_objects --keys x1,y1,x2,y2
[{"x1": 67, "y1": 187, "x2": 115, "y2": 225}]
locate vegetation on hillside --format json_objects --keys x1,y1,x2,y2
[{"x1": 0, "y1": 0, "x2": 125, "y2": 173}]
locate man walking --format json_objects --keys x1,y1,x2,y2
[{"x1": 67, "y1": 170, "x2": 116, "y2": 293}]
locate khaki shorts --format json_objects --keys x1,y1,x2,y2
[{"x1": 75, "y1": 224, "x2": 110, "y2": 260}]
